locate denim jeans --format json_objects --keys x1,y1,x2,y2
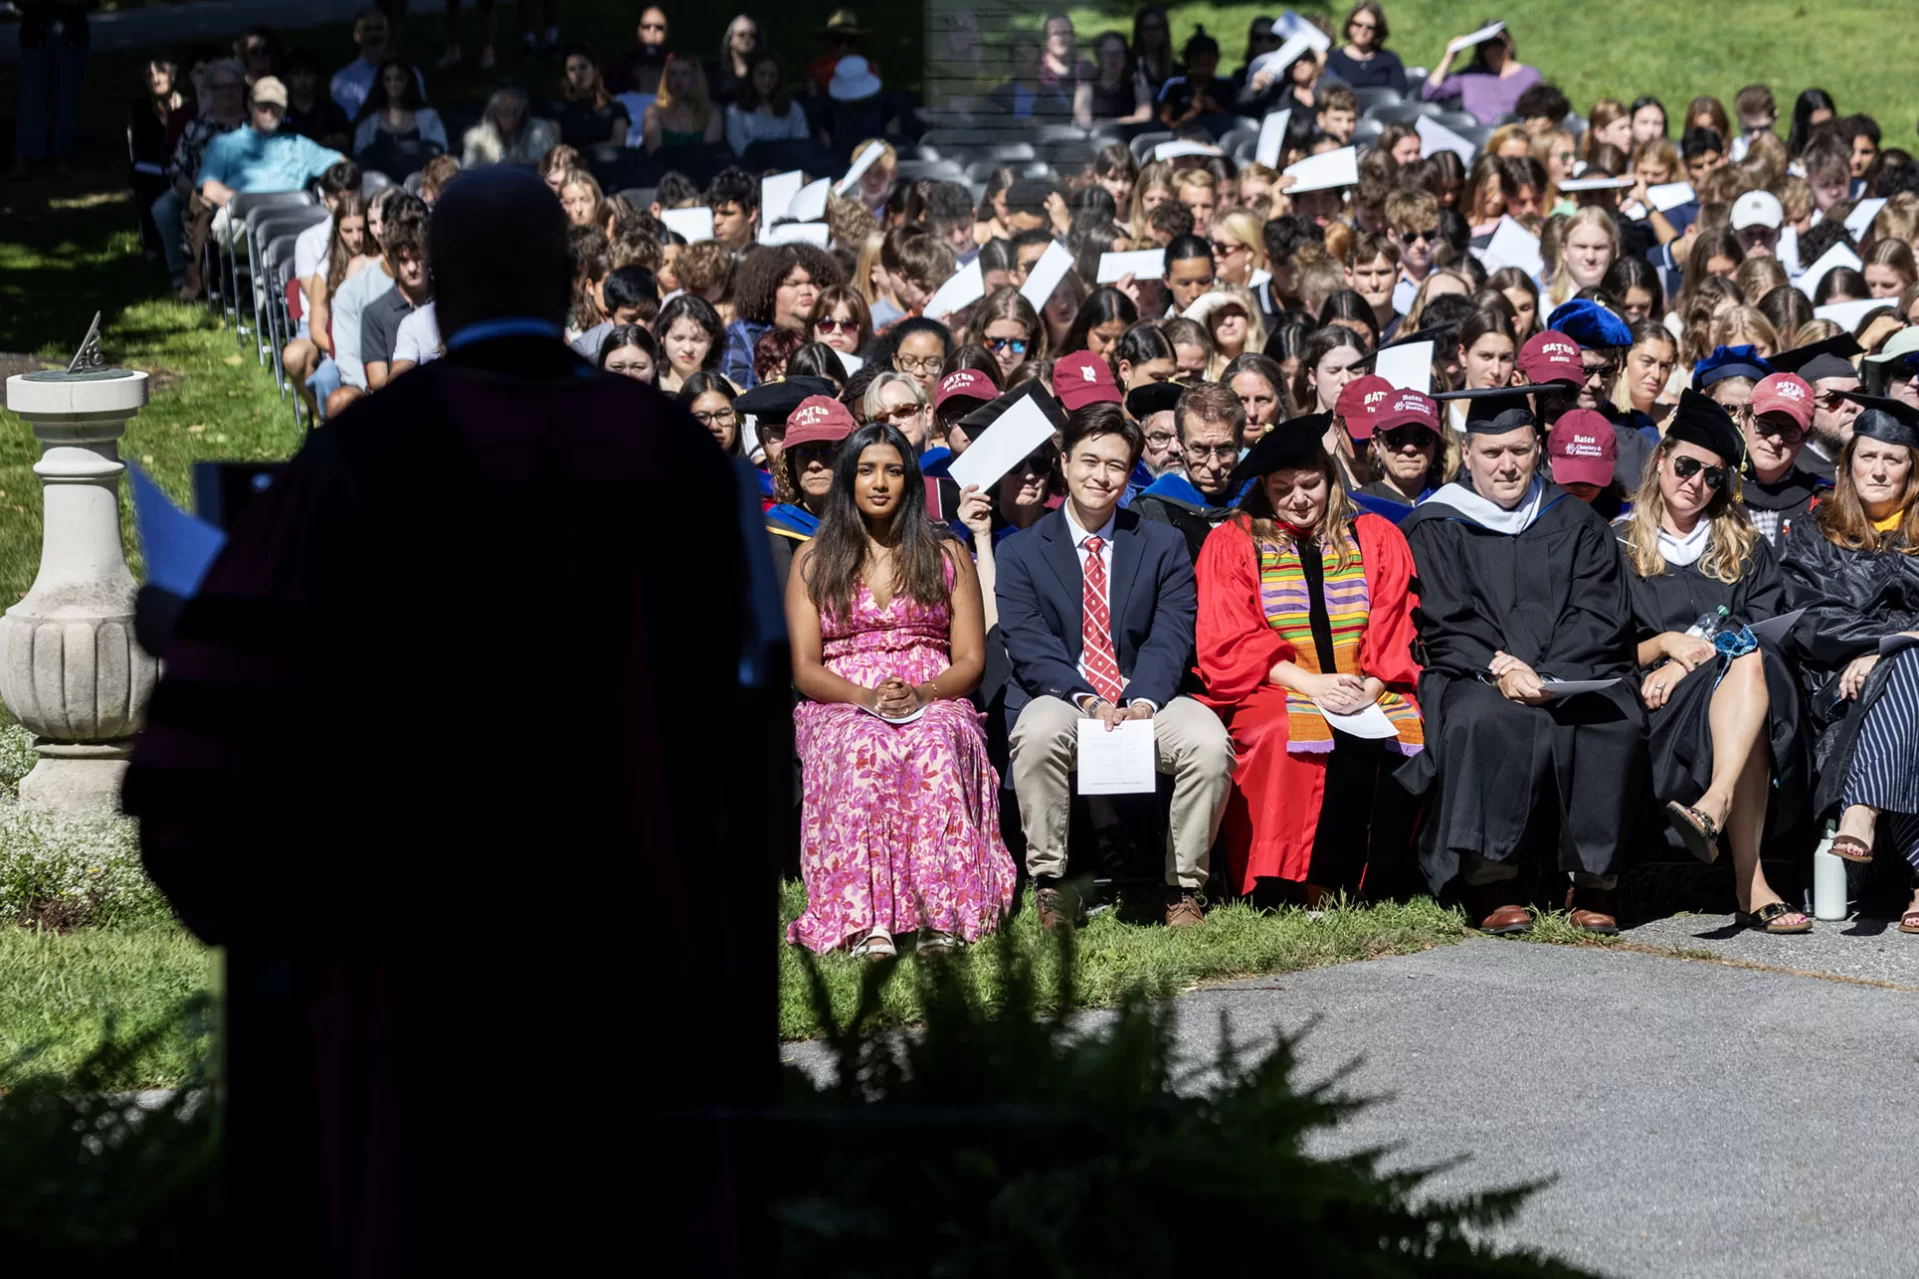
[
  {"x1": 152, "y1": 186, "x2": 188, "y2": 277},
  {"x1": 15, "y1": 31, "x2": 86, "y2": 162},
  {"x1": 307, "y1": 356, "x2": 342, "y2": 421}
]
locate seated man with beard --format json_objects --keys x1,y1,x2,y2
[
  {"x1": 1131, "y1": 381, "x2": 1249, "y2": 562},
  {"x1": 1396, "y1": 388, "x2": 1646, "y2": 937}
]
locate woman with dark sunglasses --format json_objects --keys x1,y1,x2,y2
[
  {"x1": 1360, "y1": 413, "x2": 1458, "y2": 505},
  {"x1": 1619, "y1": 392, "x2": 1812, "y2": 932},
  {"x1": 807, "y1": 285, "x2": 874, "y2": 360},
  {"x1": 971, "y1": 286, "x2": 1046, "y2": 381}
]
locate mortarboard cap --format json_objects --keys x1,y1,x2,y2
[
  {"x1": 1125, "y1": 379, "x2": 1184, "y2": 420},
  {"x1": 1664, "y1": 389, "x2": 1746, "y2": 466},
  {"x1": 1831, "y1": 391, "x2": 1919, "y2": 450},
  {"x1": 1229, "y1": 414, "x2": 1332, "y2": 488},
  {"x1": 1433, "y1": 385, "x2": 1558, "y2": 433},
  {"x1": 734, "y1": 375, "x2": 840, "y2": 424},
  {"x1": 1768, "y1": 333, "x2": 1862, "y2": 384}
]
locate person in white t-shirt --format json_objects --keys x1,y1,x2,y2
[
  {"x1": 391, "y1": 300, "x2": 442, "y2": 375},
  {"x1": 325, "y1": 192, "x2": 426, "y2": 418}
]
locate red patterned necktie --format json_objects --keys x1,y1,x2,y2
[{"x1": 1080, "y1": 535, "x2": 1126, "y2": 704}]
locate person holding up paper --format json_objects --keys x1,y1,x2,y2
[
  {"x1": 1396, "y1": 387, "x2": 1644, "y2": 936},
  {"x1": 998, "y1": 402, "x2": 1234, "y2": 934},
  {"x1": 785, "y1": 421, "x2": 1016, "y2": 960},
  {"x1": 1781, "y1": 394, "x2": 1919, "y2": 899},
  {"x1": 1194, "y1": 428, "x2": 1424, "y2": 900},
  {"x1": 1617, "y1": 392, "x2": 1811, "y2": 931},
  {"x1": 1420, "y1": 22, "x2": 1539, "y2": 127}
]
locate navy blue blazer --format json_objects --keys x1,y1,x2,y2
[{"x1": 994, "y1": 505, "x2": 1198, "y2": 723}]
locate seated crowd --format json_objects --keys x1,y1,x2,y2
[{"x1": 145, "y1": 4, "x2": 1919, "y2": 959}]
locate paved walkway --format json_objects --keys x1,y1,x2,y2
[{"x1": 784, "y1": 936, "x2": 1919, "y2": 1277}]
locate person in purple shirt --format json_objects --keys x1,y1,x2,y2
[{"x1": 1419, "y1": 24, "x2": 1541, "y2": 126}]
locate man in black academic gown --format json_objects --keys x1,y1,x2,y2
[
  {"x1": 1767, "y1": 333, "x2": 1864, "y2": 482},
  {"x1": 1740, "y1": 371, "x2": 1829, "y2": 545},
  {"x1": 1130, "y1": 380, "x2": 1249, "y2": 562},
  {"x1": 1396, "y1": 388, "x2": 1646, "y2": 935},
  {"x1": 123, "y1": 169, "x2": 767, "y2": 1275}
]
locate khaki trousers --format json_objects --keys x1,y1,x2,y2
[{"x1": 1010, "y1": 694, "x2": 1234, "y2": 890}]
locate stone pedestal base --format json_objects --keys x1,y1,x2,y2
[{"x1": 16, "y1": 740, "x2": 133, "y2": 816}]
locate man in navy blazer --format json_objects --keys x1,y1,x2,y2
[{"x1": 996, "y1": 395, "x2": 1234, "y2": 933}]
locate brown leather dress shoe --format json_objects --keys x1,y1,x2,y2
[
  {"x1": 1035, "y1": 884, "x2": 1078, "y2": 935},
  {"x1": 1565, "y1": 885, "x2": 1620, "y2": 935},
  {"x1": 1478, "y1": 903, "x2": 1533, "y2": 935},
  {"x1": 1165, "y1": 888, "x2": 1206, "y2": 928}
]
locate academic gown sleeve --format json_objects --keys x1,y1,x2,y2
[
  {"x1": 1538, "y1": 516, "x2": 1636, "y2": 680},
  {"x1": 1354, "y1": 513, "x2": 1422, "y2": 694},
  {"x1": 1781, "y1": 530, "x2": 1886, "y2": 669},
  {"x1": 1194, "y1": 520, "x2": 1289, "y2": 706},
  {"x1": 1403, "y1": 518, "x2": 1502, "y2": 678}
]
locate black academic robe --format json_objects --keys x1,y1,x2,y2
[
  {"x1": 1780, "y1": 527, "x2": 1919, "y2": 821},
  {"x1": 122, "y1": 336, "x2": 769, "y2": 1276},
  {"x1": 1396, "y1": 484, "x2": 1646, "y2": 889},
  {"x1": 1620, "y1": 532, "x2": 1809, "y2": 843}
]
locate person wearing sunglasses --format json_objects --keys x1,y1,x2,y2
[
  {"x1": 1617, "y1": 391, "x2": 1812, "y2": 933},
  {"x1": 975, "y1": 286, "x2": 1047, "y2": 380},
  {"x1": 806, "y1": 286, "x2": 874, "y2": 360},
  {"x1": 861, "y1": 371, "x2": 931, "y2": 451},
  {"x1": 1326, "y1": 1, "x2": 1408, "y2": 95},
  {"x1": 1383, "y1": 189, "x2": 1439, "y2": 316},
  {"x1": 1737, "y1": 372, "x2": 1826, "y2": 545},
  {"x1": 1358, "y1": 385, "x2": 1456, "y2": 506},
  {"x1": 1402, "y1": 386, "x2": 1645, "y2": 937}
]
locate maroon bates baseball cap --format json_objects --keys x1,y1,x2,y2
[
  {"x1": 1750, "y1": 372, "x2": 1814, "y2": 430},
  {"x1": 1519, "y1": 331, "x2": 1584, "y2": 385},
  {"x1": 934, "y1": 368, "x2": 997, "y2": 412},
  {"x1": 1547, "y1": 410, "x2": 1617, "y2": 488},
  {"x1": 1053, "y1": 351, "x2": 1124, "y2": 411},
  {"x1": 1334, "y1": 374, "x2": 1395, "y2": 439},
  {"x1": 1370, "y1": 387, "x2": 1441, "y2": 435}
]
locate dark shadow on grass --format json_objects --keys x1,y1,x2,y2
[{"x1": 0, "y1": 188, "x2": 174, "y2": 355}]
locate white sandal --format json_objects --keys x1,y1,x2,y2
[
  {"x1": 851, "y1": 929, "x2": 896, "y2": 961},
  {"x1": 918, "y1": 930, "x2": 960, "y2": 954}
]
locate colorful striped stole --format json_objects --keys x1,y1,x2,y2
[{"x1": 1258, "y1": 531, "x2": 1424, "y2": 755}]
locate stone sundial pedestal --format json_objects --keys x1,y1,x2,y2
[{"x1": 0, "y1": 315, "x2": 157, "y2": 814}]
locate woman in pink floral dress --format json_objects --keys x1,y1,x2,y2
[{"x1": 784, "y1": 410, "x2": 1017, "y2": 958}]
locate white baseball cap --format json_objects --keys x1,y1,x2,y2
[{"x1": 1731, "y1": 190, "x2": 1784, "y2": 231}]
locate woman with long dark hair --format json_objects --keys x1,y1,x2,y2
[
  {"x1": 1130, "y1": 4, "x2": 1179, "y2": 100},
  {"x1": 1421, "y1": 22, "x2": 1542, "y2": 126},
  {"x1": 724, "y1": 50, "x2": 808, "y2": 155},
  {"x1": 556, "y1": 43, "x2": 632, "y2": 149},
  {"x1": 352, "y1": 58, "x2": 448, "y2": 177},
  {"x1": 1109, "y1": 320, "x2": 1176, "y2": 390},
  {"x1": 1058, "y1": 286, "x2": 1139, "y2": 359},
  {"x1": 1622, "y1": 393, "x2": 1811, "y2": 931},
  {"x1": 1782, "y1": 394, "x2": 1919, "y2": 928},
  {"x1": 1787, "y1": 88, "x2": 1838, "y2": 159},
  {"x1": 1194, "y1": 428, "x2": 1424, "y2": 900},
  {"x1": 785, "y1": 418, "x2": 1016, "y2": 958}
]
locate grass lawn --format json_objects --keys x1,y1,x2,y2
[{"x1": 1065, "y1": 1, "x2": 1919, "y2": 152}]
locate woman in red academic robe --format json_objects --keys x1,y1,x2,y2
[{"x1": 1195, "y1": 416, "x2": 1425, "y2": 901}]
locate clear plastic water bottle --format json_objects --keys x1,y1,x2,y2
[{"x1": 1685, "y1": 605, "x2": 1730, "y2": 639}]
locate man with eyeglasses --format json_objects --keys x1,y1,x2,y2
[
  {"x1": 1383, "y1": 188, "x2": 1438, "y2": 316},
  {"x1": 1131, "y1": 381, "x2": 1247, "y2": 563},
  {"x1": 1738, "y1": 372, "x2": 1827, "y2": 545},
  {"x1": 1162, "y1": 234, "x2": 1216, "y2": 317},
  {"x1": 1126, "y1": 381, "x2": 1184, "y2": 484},
  {"x1": 1768, "y1": 333, "x2": 1865, "y2": 482}
]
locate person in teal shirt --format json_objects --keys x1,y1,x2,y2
[{"x1": 194, "y1": 74, "x2": 344, "y2": 250}]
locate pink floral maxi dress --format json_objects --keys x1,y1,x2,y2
[{"x1": 787, "y1": 575, "x2": 1017, "y2": 952}]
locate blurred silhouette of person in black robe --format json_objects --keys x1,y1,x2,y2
[{"x1": 124, "y1": 166, "x2": 769, "y2": 1276}]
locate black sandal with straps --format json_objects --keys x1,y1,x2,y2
[
  {"x1": 1665, "y1": 801, "x2": 1721, "y2": 864},
  {"x1": 1735, "y1": 901, "x2": 1813, "y2": 934}
]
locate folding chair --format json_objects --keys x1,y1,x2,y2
[
  {"x1": 247, "y1": 203, "x2": 327, "y2": 367},
  {"x1": 223, "y1": 191, "x2": 313, "y2": 350}
]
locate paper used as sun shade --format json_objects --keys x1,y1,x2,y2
[
  {"x1": 1282, "y1": 146, "x2": 1358, "y2": 194},
  {"x1": 1096, "y1": 248, "x2": 1165, "y2": 283},
  {"x1": 1480, "y1": 216, "x2": 1543, "y2": 276},
  {"x1": 835, "y1": 141, "x2": 886, "y2": 195},
  {"x1": 945, "y1": 391, "x2": 1060, "y2": 493},
  {"x1": 1019, "y1": 241, "x2": 1075, "y2": 309},
  {"x1": 1255, "y1": 108, "x2": 1293, "y2": 168},
  {"x1": 1796, "y1": 242, "x2": 1865, "y2": 299},
  {"x1": 1415, "y1": 115, "x2": 1477, "y2": 162},
  {"x1": 659, "y1": 206, "x2": 713, "y2": 242},
  {"x1": 925, "y1": 258, "x2": 985, "y2": 320},
  {"x1": 760, "y1": 170, "x2": 803, "y2": 224}
]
